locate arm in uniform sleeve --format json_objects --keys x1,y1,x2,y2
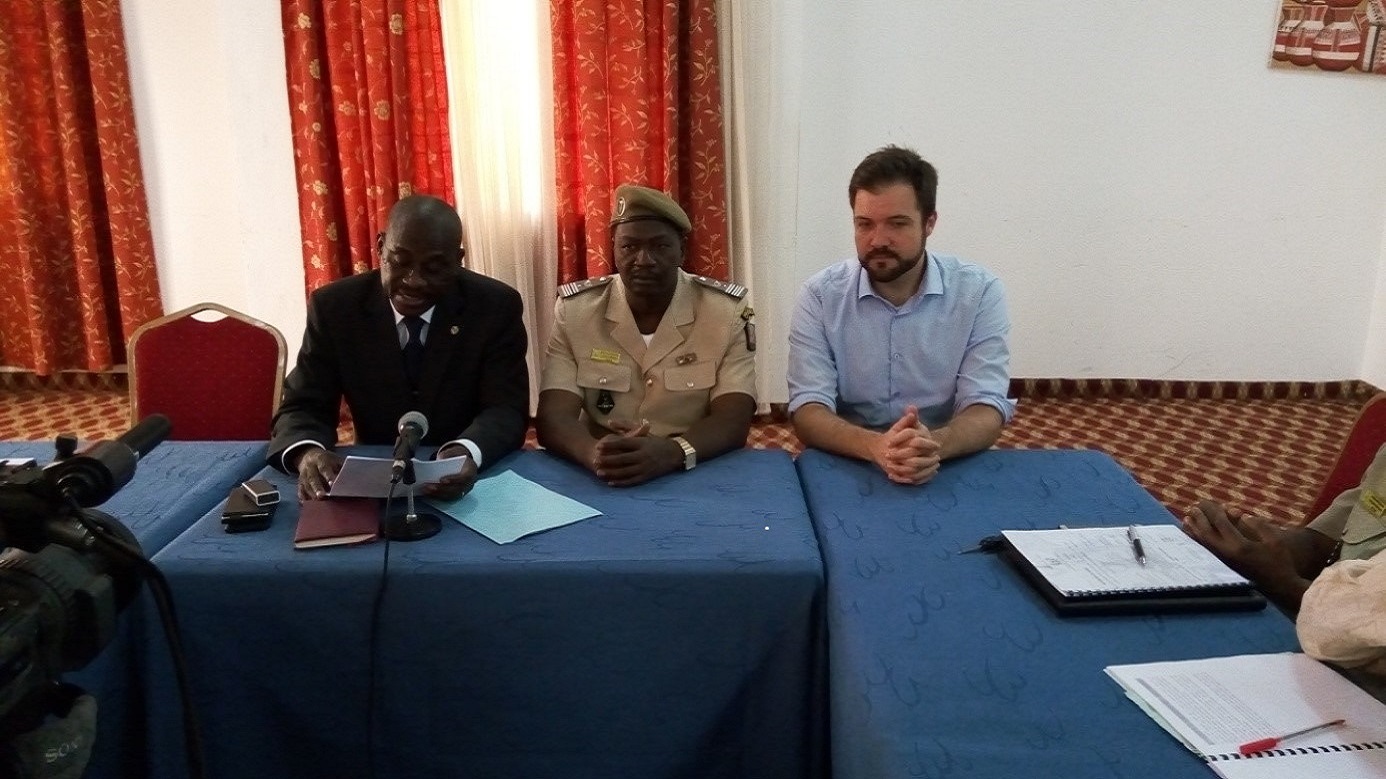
[
  {"x1": 536, "y1": 295, "x2": 601, "y2": 471},
  {"x1": 677, "y1": 295, "x2": 756, "y2": 462}
]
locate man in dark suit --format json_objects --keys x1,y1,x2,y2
[{"x1": 269, "y1": 195, "x2": 529, "y2": 501}]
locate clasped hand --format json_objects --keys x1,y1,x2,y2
[
  {"x1": 1180, "y1": 500, "x2": 1296, "y2": 583},
  {"x1": 870, "y1": 405, "x2": 941, "y2": 485},
  {"x1": 295, "y1": 445, "x2": 478, "y2": 501},
  {"x1": 589, "y1": 419, "x2": 680, "y2": 487}
]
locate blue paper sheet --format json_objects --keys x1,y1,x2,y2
[{"x1": 425, "y1": 469, "x2": 601, "y2": 543}]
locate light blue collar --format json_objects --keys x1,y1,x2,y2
[{"x1": 854, "y1": 252, "x2": 941, "y2": 305}]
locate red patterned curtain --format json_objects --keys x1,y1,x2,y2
[
  {"x1": 282, "y1": 0, "x2": 454, "y2": 292},
  {"x1": 0, "y1": 0, "x2": 163, "y2": 376},
  {"x1": 551, "y1": 0, "x2": 729, "y2": 284}
]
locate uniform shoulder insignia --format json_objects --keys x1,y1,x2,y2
[
  {"x1": 559, "y1": 275, "x2": 614, "y2": 298},
  {"x1": 691, "y1": 275, "x2": 747, "y2": 300}
]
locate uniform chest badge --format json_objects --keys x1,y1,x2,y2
[
  {"x1": 596, "y1": 389, "x2": 616, "y2": 414},
  {"x1": 675, "y1": 353, "x2": 697, "y2": 366},
  {"x1": 590, "y1": 348, "x2": 621, "y2": 365},
  {"x1": 1363, "y1": 490, "x2": 1386, "y2": 519}
]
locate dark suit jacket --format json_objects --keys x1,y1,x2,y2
[{"x1": 268, "y1": 269, "x2": 529, "y2": 471}]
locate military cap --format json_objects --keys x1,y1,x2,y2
[{"x1": 609, "y1": 184, "x2": 691, "y2": 235}]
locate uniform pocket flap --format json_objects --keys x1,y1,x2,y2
[
  {"x1": 576, "y1": 362, "x2": 631, "y2": 393},
  {"x1": 663, "y1": 361, "x2": 716, "y2": 392},
  {"x1": 1341, "y1": 510, "x2": 1386, "y2": 544}
]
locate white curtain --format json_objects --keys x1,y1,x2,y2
[
  {"x1": 437, "y1": 0, "x2": 803, "y2": 410},
  {"x1": 438, "y1": 0, "x2": 558, "y2": 413},
  {"x1": 717, "y1": 0, "x2": 804, "y2": 408}
]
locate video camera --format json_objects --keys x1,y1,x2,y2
[{"x1": 0, "y1": 415, "x2": 170, "y2": 776}]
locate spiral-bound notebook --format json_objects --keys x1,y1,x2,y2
[
  {"x1": 1000, "y1": 525, "x2": 1265, "y2": 615},
  {"x1": 1106, "y1": 653, "x2": 1386, "y2": 779}
]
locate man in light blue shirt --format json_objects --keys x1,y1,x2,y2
[{"x1": 787, "y1": 146, "x2": 1015, "y2": 485}]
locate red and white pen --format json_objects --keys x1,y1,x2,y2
[{"x1": 1238, "y1": 718, "x2": 1345, "y2": 755}]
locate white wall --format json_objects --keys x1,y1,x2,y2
[
  {"x1": 1362, "y1": 216, "x2": 1386, "y2": 389},
  {"x1": 122, "y1": 0, "x2": 306, "y2": 360},
  {"x1": 121, "y1": 1, "x2": 1386, "y2": 398},
  {"x1": 741, "y1": 0, "x2": 1386, "y2": 400}
]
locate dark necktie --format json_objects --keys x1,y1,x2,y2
[{"x1": 402, "y1": 315, "x2": 425, "y2": 387}]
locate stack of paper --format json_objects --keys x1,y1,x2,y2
[{"x1": 1106, "y1": 653, "x2": 1386, "y2": 778}]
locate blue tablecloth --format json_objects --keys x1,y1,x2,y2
[
  {"x1": 0, "y1": 440, "x2": 268, "y2": 779},
  {"x1": 0, "y1": 440, "x2": 269, "y2": 555},
  {"x1": 145, "y1": 448, "x2": 825, "y2": 779},
  {"x1": 795, "y1": 448, "x2": 1301, "y2": 779}
]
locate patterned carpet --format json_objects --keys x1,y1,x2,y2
[{"x1": 0, "y1": 376, "x2": 1373, "y2": 524}]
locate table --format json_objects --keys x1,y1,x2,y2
[
  {"x1": 0, "y1": 440, "x2": 268, "y2": 779},
  {"x1": 144, "y1": 448, "x2": 825, "y2": 779},
  {"x1": 795, "y1": 448, "x2": 1301, "y2": 779},
  {"x1": 0, "y1": 440, "x2": 269, "y2": 555}
]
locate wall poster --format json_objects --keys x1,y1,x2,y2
[{"x1": 1273, "y1": 0, "x2": 1386, "y2": 74}]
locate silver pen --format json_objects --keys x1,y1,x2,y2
[{"x1": 1127, "y1": 525, "x2": 1147, "y2": 566}]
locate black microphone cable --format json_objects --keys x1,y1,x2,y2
[
  {"x1": 364, "y1": 479, "x2": 400, "y2": 779},
  {"x1": 64, "y1": 496, "x2": 206, "y2": 779},
  {"x1": 48, "y1": 414, "x2": 204, "y2": 779},
  {"x1": 366, "y1": 411, "x2": 428, "y2": 779}
]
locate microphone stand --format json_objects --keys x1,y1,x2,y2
[{"x1": 384, "y1": 459, "x2": 441, "y2": 541}]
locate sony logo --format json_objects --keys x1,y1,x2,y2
[{"x1": 44, "y1": 736, "x2": 82, "y2": 763}]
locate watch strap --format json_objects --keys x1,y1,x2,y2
[{"x1": 671, "y1": 435, "x2": 697, "y2": 470}]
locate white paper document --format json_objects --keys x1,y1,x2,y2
[
  {"x1": 1001, "y1": 524, "x2": 1249, "y2": 596},
  {"x1": 328, "y1": 454, "x2": 470, "y2": 498},
  {"x1": 1106, "y1": 653, "x2": 1386, "y2": 779},
  {"x1": 425, "y1": 470, "x2": 601, "y2": 543}
]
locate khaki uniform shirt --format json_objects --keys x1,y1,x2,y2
[
  {"x1": 1308, "y1": 444, "x2": 1386, "y2": 562},
  {"x1": 541, "y1": 270, "x2": 756, "y2": 437}
]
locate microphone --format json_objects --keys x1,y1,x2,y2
[
  {"x1": 46, "y1": 414, "x2": 172, "y2": 507},
  {"x1": 384, "y1": 410, "x2": 442, "y2": 541},
  {"x1": 116, "y1": 413, "x2": 173, "y2": 460},
  {"x1": 391, "y1": 411, "x2": 429, "y2": 481}
]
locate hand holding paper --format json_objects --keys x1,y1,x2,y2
[
  {"x1": 420, "y1": 454, "x2": 478, "y2": 501},
  {"x1": 328, "y1": 454, "x2": 471, "y2": 498},
  {"x1": 295, "y1": 448, "x2": 344, "y2": 501}
]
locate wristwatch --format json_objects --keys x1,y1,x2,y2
[{"x1": 671, "y1": 436, "x2": 697, "y2": 471}]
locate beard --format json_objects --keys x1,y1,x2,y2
[{"x1": 858, "y1": 247, "x2": 922, "y2": 285}]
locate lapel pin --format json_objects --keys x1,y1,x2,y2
[{"x1": 450, "y1": 325, "x2": 459, "y2": 335}]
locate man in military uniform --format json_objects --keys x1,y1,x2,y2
[{"x1": 536, "y1": 184, "x2": 756, "y2": 487}]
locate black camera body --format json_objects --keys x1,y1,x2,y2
[
  {"x1": 0, "y1": 418, "x2": 168, "y2": 747},
  {"x1": 0, "y1": 480, "x2": 141, "y2": 721}
]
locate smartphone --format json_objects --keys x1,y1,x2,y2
[
  {"x1": 222, "y1": 485, "x2": 276, "y2": 533},
  {"x1": 222, "y1": 514, "x2": 273, "y2": 533}
]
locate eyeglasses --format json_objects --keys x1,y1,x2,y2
[{"x1": 386, "y1": 251, "x2": 461, "y2": 275}]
